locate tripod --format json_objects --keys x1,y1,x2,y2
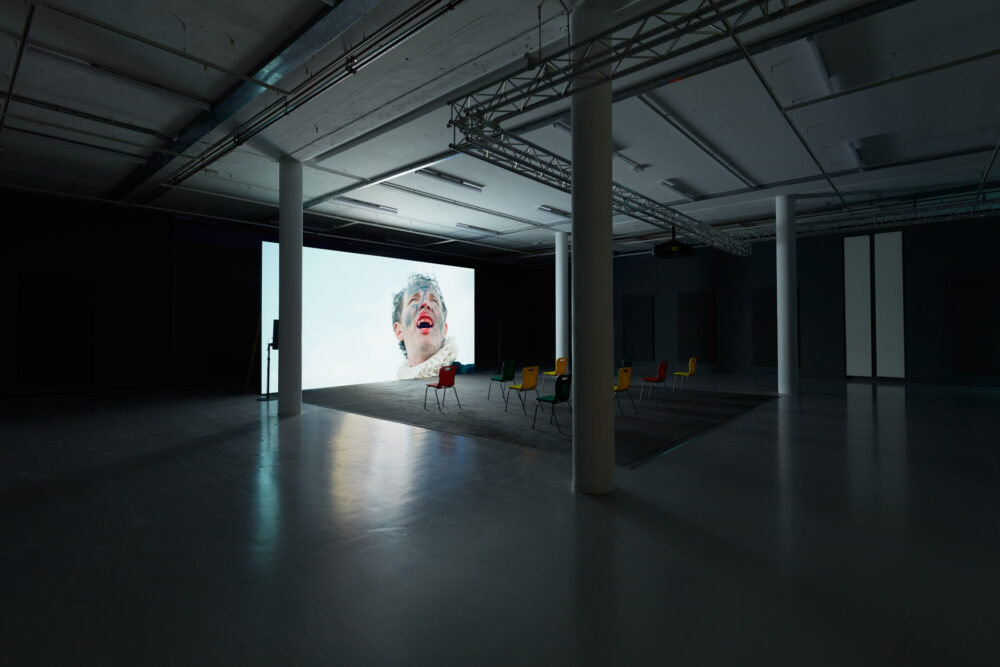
[{"x1": 257, "y1": 341, "x2": 276, "y2": 401}]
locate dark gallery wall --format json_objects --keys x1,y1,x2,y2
[
  {"x1": 1, "y1": 191, "x2": 262, "y2": 398},
  {"x1": 612, "y1": 216, "x2": 1000, "y2": 386},
  {"x1": 1, "y1": 189, "x2": 554, "y2": 398},
  {"x1": 612, "y1": 233, "x2": 846, "y2": 379},
  {"x1": 904, "y1": 216, "x2": 1000, "y2": 386}
]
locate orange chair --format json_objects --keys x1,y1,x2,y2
[
  {"x1": 613, "y1": 366, "x2": 637, "y2": 416},
  {"x1": 540, "y1": 356, "x2": 568, "y2": 391},
  {"x1": 424, "y1": 364, "x2": 461, "y2": 412},
  {"x1": 640, "y1": 361, "x2": 668, "y2": 401},
  {"x1": 672, "y1": 356, "x2": 697, "y2": 391},
  {"x1": 505, "y1": 365, "x2": 540, "y2": 414}
]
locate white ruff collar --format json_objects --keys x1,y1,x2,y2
[{"x1": 396, "y1": 337, "x2": 459, "y2": 380}]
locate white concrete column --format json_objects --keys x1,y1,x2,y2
[
  {"x1": 555, "y1": 230, "x2": 569, "y2": 364},
  {"x1": 278, "y1": 157, "x2": 303, "y2": 416},
  {"x1": 571, "y1": 0, "x2": 615, "y2": 494},
  {"x1": 776, "y1": 194, "x2": 799, "y2": 396}
]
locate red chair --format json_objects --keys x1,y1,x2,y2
[
  {"x1": 640, "y1": 361, "x2": 668, "y2": 401},
  {"x1": 424, "y1": 365, "x2": 462, "y2": 412}
]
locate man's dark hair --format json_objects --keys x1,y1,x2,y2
[{"x1": 392, "y1": 273, "x2": 448, "y2": 358}]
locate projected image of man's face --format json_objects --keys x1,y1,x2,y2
[{"x1": 394, "y1": 275, "x2": 449, "y2": 368}]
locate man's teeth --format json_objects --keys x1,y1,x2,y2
[{"x1": 418, "y1": 321, "x2": 432, "y2": 328}]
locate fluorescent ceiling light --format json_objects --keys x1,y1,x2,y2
[
  {"x1": 416, "y1": 168, "x2": 484, "y2": 192},
  {"x1": 538, "y1": 204, "x2": 571, "y2": 217},
  {"x1": 335, "y1": 196, "x2": 398, "y2": 214},
  {"x1": 659, "y1": 179, "x2": 698, "y2": 201},
  {"x1": 554, "y1": 121, "x2": 647, "y2": 172},
  {"x1": 456, "y1": 222, "x2": 500, "y2": 235}
]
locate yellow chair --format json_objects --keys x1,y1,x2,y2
[
  {"x1": 540, "y1": 356, "x2": 568, "y2": 391},
  {"x1": 505, "y1": 365, "x2": 540, "y2": 414},
  {"x1": 613, "y1": 366, "x2": 637, "y2": 416},
  {"x1": 672, "y1": 356, "x2": 697, "y2": 391}
]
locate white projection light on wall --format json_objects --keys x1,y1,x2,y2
[{"x1": 261, "y1": 242, "x2": 475, "y2": 391}]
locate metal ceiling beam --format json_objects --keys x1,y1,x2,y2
[
  {"x1": 656, "y1": 145, "x2": 997, "y2": 209},
  {"x1": 145, "y1": 0, "x2": 467, "y2": 204},
  {"x1": 637, "y1": 93, "x2": 755, "y2": 187},
  {"x1": 976, "y1": 136, "x2": 1000, "y2": 202},
  {"x1": 450, "y1": 0, "x2": 826, "y2": 126},
  {"x1": 783, "y1": 45, "x2": 1000, "y2": 112},
  {"x1": 715, "y1": 180, "x2": 1000, "y2": 239},
  {"x1": 710, "y1": 2, "x2": 851, "y2": 211},
  {"x1": 304, "y1": 150, "x2": 457, "y2": 208},
  {"x1": 509, "y1": 0, "x2": 918, "y2": 137},
  {"x1": 109, "y1": 0, "x2": 385, "y2": 202},
  {"x1": 450, "y1": 126, "x2": 750, "y2": 255},
  {"x1": 0, "y1": 109, "x2": 197, "y2": 159},
  {"x1": 1, "y1": 89, "x2": 173, "y2": 141},
  {"x1": 35, "y1": 1, "x2": 290, "y2": 94},
  {"x1": 163, "y1": 182, "x2": 532, "y2": 257},
  {"x1": 0, "y1": 33, "x2": 214, "y2": 110},
  {"x1": 0, "y1": 3, "x2": 35, "y2": 136}
]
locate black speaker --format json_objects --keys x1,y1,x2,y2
[{"x1": 271, "y1": 319, "x2": 280, "y2": 350}]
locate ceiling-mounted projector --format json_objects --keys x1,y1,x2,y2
[{"x1": 652, "y1": 227, "x2": 694, "y2": 258}]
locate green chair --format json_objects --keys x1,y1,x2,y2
[
  {"x1": 488, "y1": 361, "x2": 515, "y2": 400},
  {"x1": 533, "y1": 375, "x2": 572, "y2": 433}
]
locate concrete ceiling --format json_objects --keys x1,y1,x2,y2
[{"x1": 2, "y1": 0, "x2": 998, "y2": 262}]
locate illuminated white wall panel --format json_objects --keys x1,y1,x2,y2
[
  {"x1": 874, "y1": 231, "x2": 905, "y2": 378},
  {"x1": 844, "y1": 235, "x2": 872, "y2": 377}
]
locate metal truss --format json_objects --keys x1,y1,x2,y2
[
  {"x1": 446, "y1": 0, "x2": 826, "y2": 257},
  {"x1": 450, "y1": 125, "x2": 750, "y2": 256},
  {"x1": 449, "y1": 0, "x2": 824, "y2": 127},
  {"x1": 720, "y1": 187, "x2": 1000, "y2": 241}
]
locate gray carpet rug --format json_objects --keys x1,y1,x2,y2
[{"x1": 303, "y1": 373, "x2": 775, "y2": 469}]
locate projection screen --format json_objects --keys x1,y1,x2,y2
[{"x1": 261, "y1": 242, "x2": 475, "y2": 391}]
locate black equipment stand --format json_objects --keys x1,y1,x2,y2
[{"x1": 257, "y1": 341, "x2": 276, "y2": 401}]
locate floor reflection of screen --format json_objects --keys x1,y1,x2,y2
[{"x1": 261, "y1": 242, "x2": 475, "y2": 391}]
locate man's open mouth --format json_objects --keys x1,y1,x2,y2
[{"x1": 416, "y1": 314, "x2": 434, "y2": 329}]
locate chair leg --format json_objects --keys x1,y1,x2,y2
[
  {"x1": 487, "y1": 381, "x2": 492, "y2": 400},
  {"x1": 435, "y1": 388, "x2": 443, "y2": 412},
  {"x1": 424, "y1": 386, "x2": 429, "y2": 410},
  {"x1": 517, "y1": 390, "x2": 527, "y2": 415},
  {"x1": 504, "y1": 387, "x2": 511, "y2": 412},
  {"x1": 615, "y1": 394, "x2": 624, "y2": 417},
  {"x1": 628, "y1": 390, "x2": 637, "y2": 413},
  {"x1": 532, "y1": 401, "x2": 540, "y2": 429},
  {"x1": 452, "y1": 386, "x2": 462, "y2": 409},
  {"x1": 551, "y1": 404, "x2": 562, "y2": 434}
]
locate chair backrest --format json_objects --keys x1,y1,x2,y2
[
  {"x1": 656, "y1": 360, "x2": 668, "y2": 379},
  {"x1": 554, "y1": 356, "x2": 568, "y2": 374},
  {"x1": 688, "y1": 356, "x2": 697, "y2": 374},
  {"x1": 620, "y1": 357, "x2": 632, "y2": 368},
  {"x1": 521, "y1": 365, "x2": 539, "y2": 390},
  {"x1": 438, "y1": 364, "x2": 457, "y2": 387},
  {"x1": 616, "y1": 366, "x2": 632, "y2": 391},
  {"x1": 554, "y1": 374, "x2": 572, "y2": 401},
  {"x1": 500, "y1": 360, "x2": 515, "y2": 380}
]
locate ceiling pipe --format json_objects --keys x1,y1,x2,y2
[
  {"x1": 639, "y1": 93, "x2": 755, "y2": 187},
  {"x1": 0, "y1": 3, "x2": 35, "y2": 135},
  {"x1": 0, "y1": 89, "x2": 173, "y2": 140},
  {"x1": 34, "y1": 1, "x2": 289, "y2": 94}
]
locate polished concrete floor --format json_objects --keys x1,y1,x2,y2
[{"x1": 2, "y1": 376, "x2": 999, "y2": 665}]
